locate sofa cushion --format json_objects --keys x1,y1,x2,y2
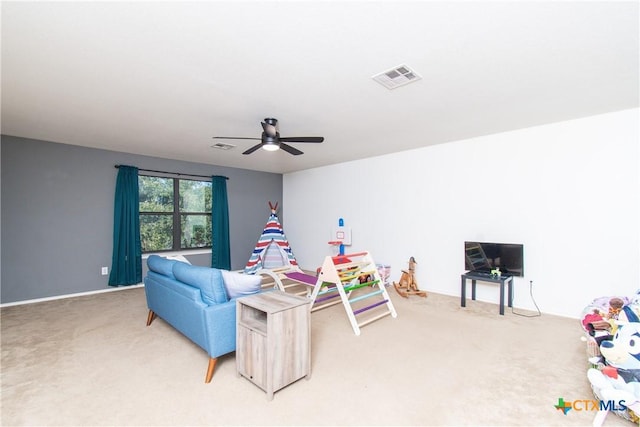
[
  {"x1": 221, "y1": 270, "x2": 262, "y2": 299},
  {"x1": 147, "y1": 255, "x2": 179, "y2": 279},
  {"x1": 173, "y1": 262, "x2": 228, "y2": 305}
]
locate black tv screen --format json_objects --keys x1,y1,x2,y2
[{"x1": 464, "y1": 241, "x2": 524, "y2": 277}]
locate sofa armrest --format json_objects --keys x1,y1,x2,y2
[{"x1": 201, "y1": 300, "x2": 238, "y2": 358}]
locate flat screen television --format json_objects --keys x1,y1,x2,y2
[{"x1": 464, "y1": 241, "x2": 524, "y2": 277}]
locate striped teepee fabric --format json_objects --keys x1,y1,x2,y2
[{"x1": 244, "y1": 206, "x2": 298, "y2": 274}]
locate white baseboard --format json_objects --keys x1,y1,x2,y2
[{"x1": 0, "y1": 283, "x2": 144, "y2": 308}]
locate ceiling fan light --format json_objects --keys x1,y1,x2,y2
[{"x1": 262, "y1": 143, "x2": 280, "y2": 152}]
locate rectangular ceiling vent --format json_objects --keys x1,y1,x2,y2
[
  {"x1": 372, "y1": 64, "x2": 422, "y2": 90},
  {"x1": 210, "y1": 142, "x2": 236, "y2": 150}
]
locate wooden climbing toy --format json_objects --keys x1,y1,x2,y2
[
  {"x1": 393, "y1": 256, "x2": 427, "y2": 298},
  {"x1": 259, "y1": 251, "x2": 397, "y2": 335},
  {"x1": 309, "y1": 251, "x2": 397, "y2": 335}
]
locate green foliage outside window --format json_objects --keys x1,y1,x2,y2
[
  {"x1": 139, "y1": 175, "x2": 212, "y2": 252},
  {"x1": 141, "y1": 214, "x2": 173, "y2": 251}
]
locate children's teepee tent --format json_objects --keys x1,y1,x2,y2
[{"x1": 244, "y1": 202, "x2": 298, "y2": 274}]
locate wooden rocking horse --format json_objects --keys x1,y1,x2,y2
[{"x1": 393, "y1": 256, "x2": 427, "y2": 298}]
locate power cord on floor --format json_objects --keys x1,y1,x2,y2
[{"x1": 510, "y1": 280, "x2": 541, "y2": 317}]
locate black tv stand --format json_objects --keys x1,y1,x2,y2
[{"x1": 460, "y1": 271, "x2": 514, "y2": 315}]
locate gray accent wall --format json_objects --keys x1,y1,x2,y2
[{"x1": 1, "y1": 135, "x2": 283, "y2": 304}]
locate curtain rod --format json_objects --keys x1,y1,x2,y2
[{"x1": 115, "y1": 165, "x2": 228, "y2": 180}]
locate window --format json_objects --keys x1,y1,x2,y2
[{"x1": 139, "y1": 175, "x2": 212, "y2": 253}]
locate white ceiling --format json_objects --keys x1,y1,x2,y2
[{"x1": 2, "y1": 1, "x2": 638, "y2": 174}]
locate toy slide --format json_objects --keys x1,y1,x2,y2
[
  {"x1": 257, "y1": 251, "x2": 397, "y2": 335},
  {"x1": 255, "y1": 265, "x2": 308, "y2": 295}
]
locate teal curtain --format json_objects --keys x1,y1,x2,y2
[
  {"x1": 109, "y1": 166, "x2": 142, "y2": 286},
  {"x1": 211, "y1": 176, "x2": 231, "y2": 270}
]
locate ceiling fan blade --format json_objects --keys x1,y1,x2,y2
[
  {"x1": 279, "y1": 143, "x2": 304, "y2": 156},
  {"x1": 213, "y1": 136, "x2": 261, "y2": 140},
  {"x1": 279, "y1": 136, "x2": 324, "y2": 143},
  {"x1": 242, "y1": 143, "x2": 263, "y2": 155},
  {"x1": 261, "y1": 122, "x2": 277, "y2": 138}
]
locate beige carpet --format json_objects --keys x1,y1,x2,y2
[{"x1": 0, "y1": 287, "x2": 632, "y2": 426}]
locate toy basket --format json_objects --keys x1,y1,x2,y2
[
  {"x1": 581, "y1": 291, "x2": 640, "y2": 425},
  {"x1": 585, "y1": 335, "x2": 602, "y2": 361},
  {"x1": 585, "y1": 338, "x2": 637, "y2": 424},
  {"x1": 589, "y1": 366, "x2": 639, "y2": 424}
]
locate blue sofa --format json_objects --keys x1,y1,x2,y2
[{"x1": 144, "y1": 255, "x2": 264, "y2": 383}]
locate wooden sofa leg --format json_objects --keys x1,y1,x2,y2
[
  {"x1": 146, "y1": 310, "x2": 156, "y2": 326},
  {"x1": 205, "y1": 357, "x2": 218, "y2": 383}
]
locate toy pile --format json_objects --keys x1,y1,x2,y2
[{"x1": 580, "y1": 291, "x2": 640, "y2": 424}]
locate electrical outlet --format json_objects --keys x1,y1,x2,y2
[{"x1": 101, "y1": 267, "x2": 109, "y2": 276}]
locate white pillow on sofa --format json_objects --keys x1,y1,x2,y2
[
  {"x1": 164, "y1": 255, "x2": 191, "y2": 264},
  {"x1": 221, "y1": 270, "x2": 261, "y2": 299}
]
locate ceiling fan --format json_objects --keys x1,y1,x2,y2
[{"x1": 213, "y1": 118, "x2": 324, "y2": 155}]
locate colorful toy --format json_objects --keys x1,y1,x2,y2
[
  {"x1": 274, "y1": 251, "x2": 397, "y2": 335},
  {"x1": 393, "y1": 256, "x2": 426, "y2": 298},
  {"x1": 259, "y1": 251, "x2": 397, "y2": 336},
  {"x1": 580, "y1": 296, "x2": 640, "y2": 340},
  {"x1": 330, "y1": 217, "x2": 351, "y2": 256},
  {"x1": 314, "y1": 251, "x2": 397, "y2": 335},
  {"x1": 587, "y1": 322, "x2": 640, "y2": 426},
  {"x1": 244, "y1": 202, "x2": 298, "y2": 274}
]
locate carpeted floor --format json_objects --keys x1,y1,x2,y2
[{"x1": 0, "y1": 287, "x2": 631, "y2": 426}]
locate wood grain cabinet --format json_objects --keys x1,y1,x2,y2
[{"x1": 236, "y1": 291, "x2": 310, "y2": 400}]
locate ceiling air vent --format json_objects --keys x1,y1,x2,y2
[
  {"x1": 372, "y1": 64, "x2": 422, "y2": 90},
  {"x1": 210, "y1": 142, "x2": 236, "y2": 150}
]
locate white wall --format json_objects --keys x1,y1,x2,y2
[{"x1": 283, "y1": 109, "x2": 639, "y2": 319}]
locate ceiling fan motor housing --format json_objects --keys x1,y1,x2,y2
[
  {"x1": 262, "y1": 118, "x2": 278, "y2": 138},
  {"x1": 262, "y1": 132, "x2": 280, "y2": 151}
]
